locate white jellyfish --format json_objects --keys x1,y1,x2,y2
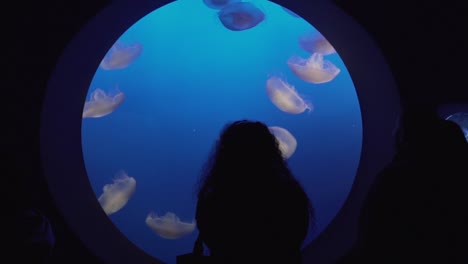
[
  {"x1": 82, "y1": 88, "x2": 125, "y2": 118},
  {"x1": 218, "y1": 2, "x2": 266, "y2": 31},
  {"x1": 287, "y1": 53, "x2": 341, "y2": 84},
  {"x1": 146, "y1": 212, "x2": 196, "y2": 239},
  {"x1": 266, "y1": 76, "x2": 313, "y2": 114},
  {"x1": 98, "y1": 171, "x2": 136, "y2": 215},
  {"x1": 100, "y1": 42, "x2": 143, "y2": 70},
  {"x1": 299, "y1": 32, "x2": 336, "y2": 55},
  {"x1": 268, "y1": 126, "x2": 297, "y2": 159}
]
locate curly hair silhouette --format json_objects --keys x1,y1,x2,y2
[{"x1": 194, "y1": 120, "x2": 314, "y2": 263}]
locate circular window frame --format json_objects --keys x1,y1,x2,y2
[{"x1": 40, "y1": 0, "x2": 400, "y2": 263}]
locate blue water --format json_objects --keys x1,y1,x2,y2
[{"x1": 82, "y1": 0, "x2": 363, "y2": 263}]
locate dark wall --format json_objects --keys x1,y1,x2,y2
[
  {"x1": 7, "y1": 1, "x2": 111, "y2": 263},
  {"x1": 7, "y1": 0, "x2": 467, "y2": 263},
  {"x1": 334, "y1": 0, "x2": 468, "y2": 109}
]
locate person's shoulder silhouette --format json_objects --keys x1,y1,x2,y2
[
  {"x1": 195, "y1": 120, "x2": 314, "y2": 263},
  {"x1": 341, "y1": 107, "x2": 468, "y2": 263},
  {"x1": 11, "y1": 207, "x2": 56, "y2": 264}
]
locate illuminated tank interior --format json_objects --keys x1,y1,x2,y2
[
  {"x1": 82, "y1": 0, "x2": 360, "y2": 262},
  {"x1": 40, "y1": 0, "x2": 400, "y2": 263}
]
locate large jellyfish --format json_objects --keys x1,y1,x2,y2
[
  {"x1": 82, "y1": 88, "x2": 125, "y2": 118},
  {"x1": 299, "y1": 32, "x2": 336, "y2": 55},
  {"x1": 268, "y1": 126, "x2": 297, "y2": 159},
  {"x1": 100, "y1": 42, "x2": 143, "y2": 70},
  {"x1": 98, "y1": 171, "x2": 136, "y2": 215},
  {"x1": 218, "y1": 2, "x2": 265, "y2": 31},
  {"x1": 203, "y1": 0, "x2": 240, "y2": 10},
  {"x1": 266, "y1": 76, "x2": 312, "y2": 114},
  {"x1": 145, "y1": 212, "x2": 196, "y2": 239},
  {"x1": 445, "y1": 112, "x2": 468, "y2": 142},
  {"x1": 287, "y1": 53, "x2": 341, "y2": 84}
]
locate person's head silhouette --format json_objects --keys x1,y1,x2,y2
[
  {"x1": 193, "y1": 119, "x2": 313, "y2": 263},
  {"x1": 198, "y1": 120, "x2": 288, "y2": 191},
  {"x1": 342, "y1": 107, "x2": 468, "y2": 264}
]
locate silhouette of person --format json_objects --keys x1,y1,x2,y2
[
  {"x1": 194, "y1": 120, "x2": 314, "y2": 263},
  {"x1": 337, "y1": 107, "x2": 468, "y2": 263},
  {"x1": 13, "y1": 207, "x2": 56, "y2": 263}
]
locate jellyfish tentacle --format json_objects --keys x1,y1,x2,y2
[
  {"x1": 288, "y1": 53, "x2": 340, "y2": 84},
  {"x1": 98, "y1": 171, "x2": 136, "y2": 215},
  {"x1": 100, "y1": 41, "x2": 143, "y2": 70},
  {"x1": 146, "y1": 212, "x2": 196, "y2": 239},
  {"x1": 266, "y1": 76, "x2": 312, "y2": 114}
]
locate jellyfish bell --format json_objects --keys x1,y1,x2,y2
[
  {"x1": 203, "y1": 0, "x2": 240, "y2": 10},
  {"x1": 82, "y1": 88, "x2": 125, "y2": 118},
  {"x1": 268, "y1": 126, "x2": 298, "y2": 159},
  {"x1": 100, "y1": 41, "x2": 143, "y2": 70},
  {"x1": 299, "y1": 32, "x2": 336, "y2": 55},
  {"x1": 98, "y1": 171, "x2": 136, "y2": 215},
  {"x1": 145, "y1": 212, "x2": 196, "y2": 239},
  {"x1": 266, "y1": 76, "x2": 313, "y2": 114},
  {"x1": 218, "y1": 2, "x2": 265, "y2": 31},
  {"x1": 287, "y1": 53, "x2": 341, "y2": 84}
]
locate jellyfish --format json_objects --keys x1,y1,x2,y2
[
  {"x1": 282, "y1": 6, "x2": 300, "y2": 18},
  {"x1": 146, "y1": 212, "x2": 196, "y2": 239},
  {"x1": 445, "y1": 112, "x2": 468, "y2": 141},
  {"x1": 203, "y1": 0, "x2": 240, "y2": 10},
  {"x1": 268, "y1": 126, "x2": 297, "y2": 159},
  {"x1": 287, "y1": 53, "x2": 341, "y2": 84},
  {"x1": 266, "y1": 76, "x2": 312, "y2": 114},
  {"x1": 98, "y1": 171, "x2": 136, "y2": 215},
  {"x1": 218, "y1": 2, "x2": 265, "y2": 31},
  {"x1": 82, "y1": 88, "x2": 125, "y2": 118},
  {"x1": 100, "y1": 42, "x2": 143, "y2": 70},
  {"x1": 299, "y1": 32, "x2": 336, "y2": 55}
]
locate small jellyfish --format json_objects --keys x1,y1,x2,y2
[
  {"x1": 299, "y1": 32, "x2": 336, "y2": 55},
  {"x1": 287, "y1": 53, "x2": 341, "y2": 84},
  {"x1": 98, "y1": 171, "x2": 136, "y2": 215},
  {"x1": 282, "y1": 6, "x2": 300, "y2": 18},
  {"x1": 100, "y1": 42, "x2": 143, "y2": 70},
  {"x1": 218, "y1": 2, "x2": 265, "y2": 31},
  {"x1": 203, "y1": 0, "x2": 240, "y2": 10},
  {"x1": 82, "y1": 88, "x2": 125, "y2": 118},
  {"x1": 266, "y1": 76, "x2": 312, "y2": 114},
  {"x1": 268, "y1": 126, "x2": 297, "y2": 159},
  {"x1": 146, "y1": 212, "x2": 196, "y2": 239}
]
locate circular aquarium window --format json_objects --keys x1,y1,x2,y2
[
  {"x1": 41, "y1": 0, "x2": 399, "y2": 263},
  {"x1": 82, "y1": 0, "x2": 360, "y2": 262}
]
